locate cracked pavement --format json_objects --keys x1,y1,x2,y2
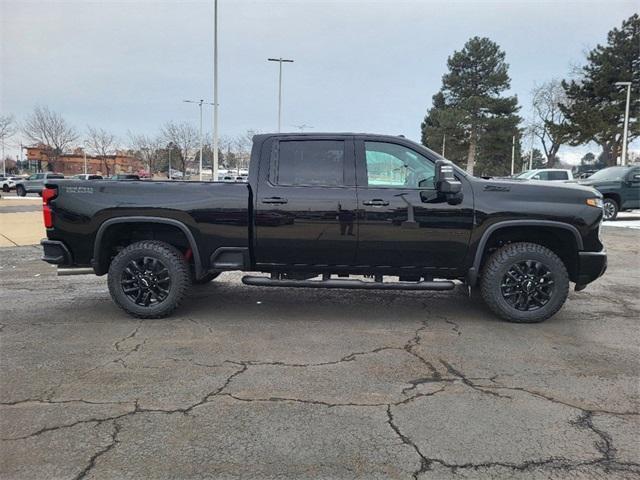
[{"x1": 1, "y1": 227, "x2": 639, "y2": 479}]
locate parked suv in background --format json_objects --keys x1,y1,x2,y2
[
  {"x1": 71, "y1": 174, "x2": 103, "y2": 180},
  {"x1": 15, "y1": 172, "x2": 65, "y2": 196},
  {"x1": 515, "y1": 169, "x2": 573, "y2": 181},
  {"x1": 579, "y1": 165, "x2": 640, "y2": 220}
]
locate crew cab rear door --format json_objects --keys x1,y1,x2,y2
[
  {"x1": 354, "y1": 138, "x2": 474, "y2": 271},
  {"x1": 254, "y1": 136, "x2": 358, "y2": 268}
]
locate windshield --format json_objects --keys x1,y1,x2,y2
[
  {"x1": 587, "y1": 167, "x2": 628, "y2": 181},
  {"x1": 514, "y1": 171, "x2": 536, "y2": 179}
]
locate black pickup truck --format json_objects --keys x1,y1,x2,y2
[{"x1": 41, "y1": 133, "x2": 607, "y2": 323}]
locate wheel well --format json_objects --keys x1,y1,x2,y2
[
  {"x1": 479, "y1": 226, "x2": 579, "y2": 282},
  {"x1": 95, "y1": 222, "x2": 192, "y2": 275},
  {"x1": 602, "y1": 193, "x2": 620, "y2": 207}
]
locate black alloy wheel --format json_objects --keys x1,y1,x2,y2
[
  {"x1": 121, "y1": 256, "x2": 171, "y2": 307},
  {"x1": 500, "y1": 260, "x2": 554, "y2": 311}
]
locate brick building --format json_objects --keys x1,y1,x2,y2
[{"x1": 25, "y1": 145, "x2": 145, "y2": 176}]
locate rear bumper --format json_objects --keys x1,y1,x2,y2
[
  {"x1": 41, "y1": 239, "x2": 72, "y2": 266},
  {"x1": 575, "y1": 250, "x2": 607, "y2": 289}
]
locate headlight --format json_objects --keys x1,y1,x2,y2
[{"x1": 586, "y1": 198, "x2": 603, "y2": 208}]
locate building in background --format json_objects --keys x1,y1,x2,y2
[{"x1": 25, "y1": 145, "x2": 144, "y2": 176}]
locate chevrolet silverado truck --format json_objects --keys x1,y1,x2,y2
[{"x1": 40, "y1": 133, "x2": 607, "y2": 323}]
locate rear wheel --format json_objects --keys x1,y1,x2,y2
[
  {"x1": 16, "y1": 185, "x2": 26, "y2": 197},
  {"x1": 2, "y1": 184, "x2": 9, "y2": 192},
  {"x1": 107, "y1": 240, "x2": 190, "y2": 318},
  {"x1": 480, "y1": 242, "x2": 569, "y2": 323},
  {"x1": 603, "y1": 198, "x2": 618, "y2": 221}
]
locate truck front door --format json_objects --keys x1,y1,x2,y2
[
  {"x1": 622, "y1": 167, "x2": 640, "y2": 209},
  {"x1": 354, "y1": 139, "x2": 474, "y2": 272},
  {"x1": 254, "y1": 137, "x2": 358, "y2": 268}
]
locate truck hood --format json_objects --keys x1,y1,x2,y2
[
  {"x1": 578, "y1": 179, "x2": 618, "y2": 188},
  {"x1": 478, "y1": 177, "x2": 599, "y2": 196}
]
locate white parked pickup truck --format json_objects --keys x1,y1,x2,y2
[{"x1": 514, "y1": 169, "x2": 574, "y2": 181}]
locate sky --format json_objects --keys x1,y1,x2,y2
[{"x1": 1, "y1": 0, "x2": 638, "y2": 164}]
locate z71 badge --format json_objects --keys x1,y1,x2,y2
[{"x1": 65, "y1": 186, "x2": 94, "y2": 194}]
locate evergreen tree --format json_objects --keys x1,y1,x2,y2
[
  {"x1": 557, "y1": 14, "x2": 639, "y2": 166},
  {"x1": 421, "y1": 37, "x2": 520, "y2": 175}
]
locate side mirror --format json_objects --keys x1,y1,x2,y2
[{"x1": 434, "y1": 160, "x2": 463, "y2": 204}]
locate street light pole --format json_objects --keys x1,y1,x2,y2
[
  {"x1": 268, "y1": 57, "x2": 294, "y2": 132},
  {"x1": 511, "y1": 135, "x2": 516, "y2": 176},
  {"x1": 213, "y1": 0, "x2": 219, "y2": 181},
  {"x1": 185, "y1": 99, "x2": 215, "y2": 180},
  {"x1": 615, "y1": 81, "x2": 632, "y2": 165}
]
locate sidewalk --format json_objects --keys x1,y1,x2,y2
[{"x1": 0, "y1": 198, "x2": 44, "y2": 246}]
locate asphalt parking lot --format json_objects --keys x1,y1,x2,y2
[{"x1": 0, "y1": 227, "x2": 639, "y2": 479}]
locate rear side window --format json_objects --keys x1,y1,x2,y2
[
  {"x1": 48, "y1": 174, "x2": 65, "y2": 179},
  {"x1": 547, "y1": 171, "x2": 568, "y2": 180},
  {"x1": 273, "y1": 140, "x2": 345, "y2": 187}
]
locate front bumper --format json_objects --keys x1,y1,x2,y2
[
  {"x1": 575, "y1": 250, "x2": 607, "y2": 290},
  {"x1": 41, "y1": 239, "x2": 72, "y2": 266}
]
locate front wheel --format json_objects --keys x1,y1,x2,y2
[
  {"x1": 480, "y1": 242, "x2": 569, "y2": 323},
  {"x1": 107, "y1": 240, "x2": 191, "y2": 318},
  {"x1": 16, "y1": 185, "x2": 26, "y2": 197},
  {"x1": 602, "y1": 198, "x2": 618, "y2": 221}
]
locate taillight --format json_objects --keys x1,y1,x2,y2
[{"x1": 42, "y1": 187, "x2": 57, "y2": 228}]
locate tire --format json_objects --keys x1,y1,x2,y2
[
  {"x1": 107, "y1": 240, "x2": 191, "y2": 318},
  {"x1": 2, "y1": 185, "x2": 9, "y2": 192},
  {"x1": 192, "y1": 271, "x2": 221, "y2": 285},
  {"x1": 16, "y1": 185, "x2": 26, "y2": 197},
  {"x1": 480, "y1": 242, "x2": 569, "y2": 323},
  {"x1": 602, "y1": 198, "x2": 618, "y2": 221}
]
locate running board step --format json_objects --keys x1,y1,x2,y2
[{"x1": 241, "y1": 276, "x2": 455, "y2": 291}]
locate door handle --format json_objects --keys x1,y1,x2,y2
[
  {"x1": 363, "y1": 199, "x2": 389, "y2": 206},
  {"x1": 261, "y1": 197, "x2": 288, "y2": 205}
]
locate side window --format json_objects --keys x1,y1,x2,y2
[
  {"x1": 536, "y1": 171, "x2": 549, "y2": 180},
  {"x1": 35, "y1": 174, "x2": 45, "y2": 180},
  {"x1": 547, "y1": 171, "x2": 568, "y2": 181},
  {"x1": 364, "y1": 142, "x2": 435, "y2": 188},
  {"x1": 273, "y1": 140, "x2": 345, "y2": 187}
]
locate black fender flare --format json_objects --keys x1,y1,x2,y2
[
  {"x1": 92, "y1": 216, "x2": 204, "y2": 278},
  {"x1": 467, "y1": 220, "x2": 583, "y2": 286}
]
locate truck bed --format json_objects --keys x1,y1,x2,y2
[{"x1": 45, "y1": 180, "x2": 251, "y2": 270}]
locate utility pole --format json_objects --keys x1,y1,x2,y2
[
  {"x1": 511, "y1": 135, "x2": 516, "y2": 176},
  {"x1": 442, "y1": 133, "x2": 446, "y2": 157},
  {"x1": 184, "y1": 99, "x2": 215, "y2": 180},
  {"x1": 615, "y1": 81, "x2": 632, "y2": 165},
  {"x1": 268, "y1": 57, "x2": 294, "y2": 132},
  {"x1": 212, "y1": 0, "x2": 219, "y2": 181},
  {"x1": 528, "y1": 130, "x2": 534, "y2": 171},
  {"x1": 168, "y1": 143, "x2": 173, "y2": 180}
]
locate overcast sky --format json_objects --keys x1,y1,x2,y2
[{"x1": 1, "y1": 0, "x2": 638, "y2": 163}]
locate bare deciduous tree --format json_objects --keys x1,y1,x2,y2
[
  {"x1": 160, "y1": 121, "x2": 198, "y2": 174},
  {"x1": 86, "y1": 126, "x2": 118, "y2": 175},
  {"x1": 22, "y1": 106, "x2": 78, "y2": 171},
  {"x1": 0, "y1": 114, "x2": 17, "y2": 174},
  {"x1": 127, "y1": 131, "x2": 162, "y2": 175},
  {"x1": 531, "y1": 79, "x2": 568, "y2": 167}
]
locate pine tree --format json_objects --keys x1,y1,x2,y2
[
  {"x1": 421, "y1": 37, "x2": 520, "y2": 175},
  {"x1": 557, "y1": 14, "x2": 639, "y2": 166}
]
